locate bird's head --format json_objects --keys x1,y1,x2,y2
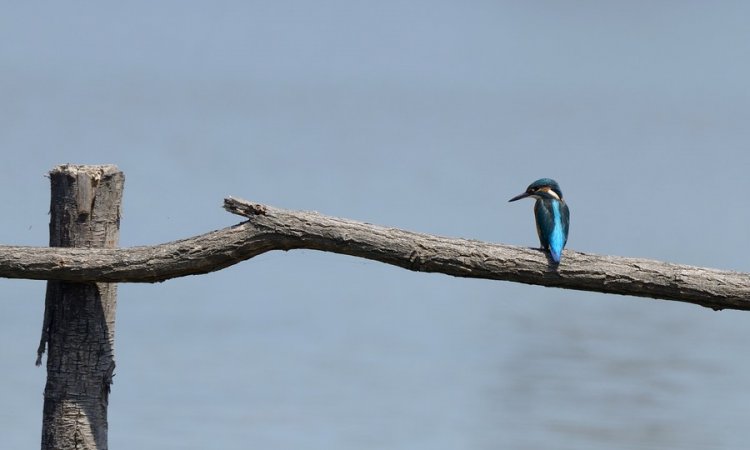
[{"x1": 509, "y1": 178, "x2": 564, "y2": 202}]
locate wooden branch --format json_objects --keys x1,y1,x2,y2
[
  {"x1": 0, "y1": 197, "x2": 748, "y2": 311},
  {"x1": 39, "y1": 164, "x2": 122, "y2": 450}
]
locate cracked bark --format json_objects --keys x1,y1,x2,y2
[
  {"x1": 37, "y1": 165, "x2": 122, "y2": 450},
  {"x1": 0, "y1": 196, "x2": 743, "y2": 312},
  {"x1": 26, "y1": 165, "x2": 750, "y2": 449}
]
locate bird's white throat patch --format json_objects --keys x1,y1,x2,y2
[{"x1": 540, "y1": 186, "x2": 560, "y2": 200}]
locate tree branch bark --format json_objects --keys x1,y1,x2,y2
[
  {"x1": 38, "y1": 164, "x2": 122, "y2": 450},
  {"x1": 0, "y1": 197, "x2": 748, "y2": 311}
]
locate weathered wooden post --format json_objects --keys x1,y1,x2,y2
[{"x1": 36, "y1": 165, "x2": 124, "y2": 450}]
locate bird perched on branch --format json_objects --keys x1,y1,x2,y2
[{"x1": 509, "y1": 178, "x2": 570, "y2": 263}]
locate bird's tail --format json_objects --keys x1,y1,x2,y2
[{"x1": 549, "y1": 247, "x2": 562, "y2": 264}]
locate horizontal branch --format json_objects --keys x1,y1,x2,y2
[{"x1": 0, "y1": 197, "x2": 748, "y2": 311}]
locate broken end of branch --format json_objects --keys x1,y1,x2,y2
[{"x1": 224, "y1": 197, "x2": 268, "y2": 218}]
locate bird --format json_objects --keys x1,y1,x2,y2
[{"x1": 509, "y1": 178, "x2": 570, "y2": 263}]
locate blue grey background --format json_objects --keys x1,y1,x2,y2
[{"x1": 2, "y1": 2, "x2": 749, "y2": 449}]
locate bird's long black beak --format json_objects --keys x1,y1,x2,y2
[{"x1": 508, "y1": 192, "x2": 530, "y2": 202}]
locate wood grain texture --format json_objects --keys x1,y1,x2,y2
[
  {"x1": 38, "y1": 164, "x2": 122, "y2": 450},
  {"x1": 1, "y1": 197, "x2": 748, "y2": 311}
]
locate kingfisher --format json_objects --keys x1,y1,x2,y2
[{"x1": 509, "y1": 178, "x2": 570, "y2": 263}]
